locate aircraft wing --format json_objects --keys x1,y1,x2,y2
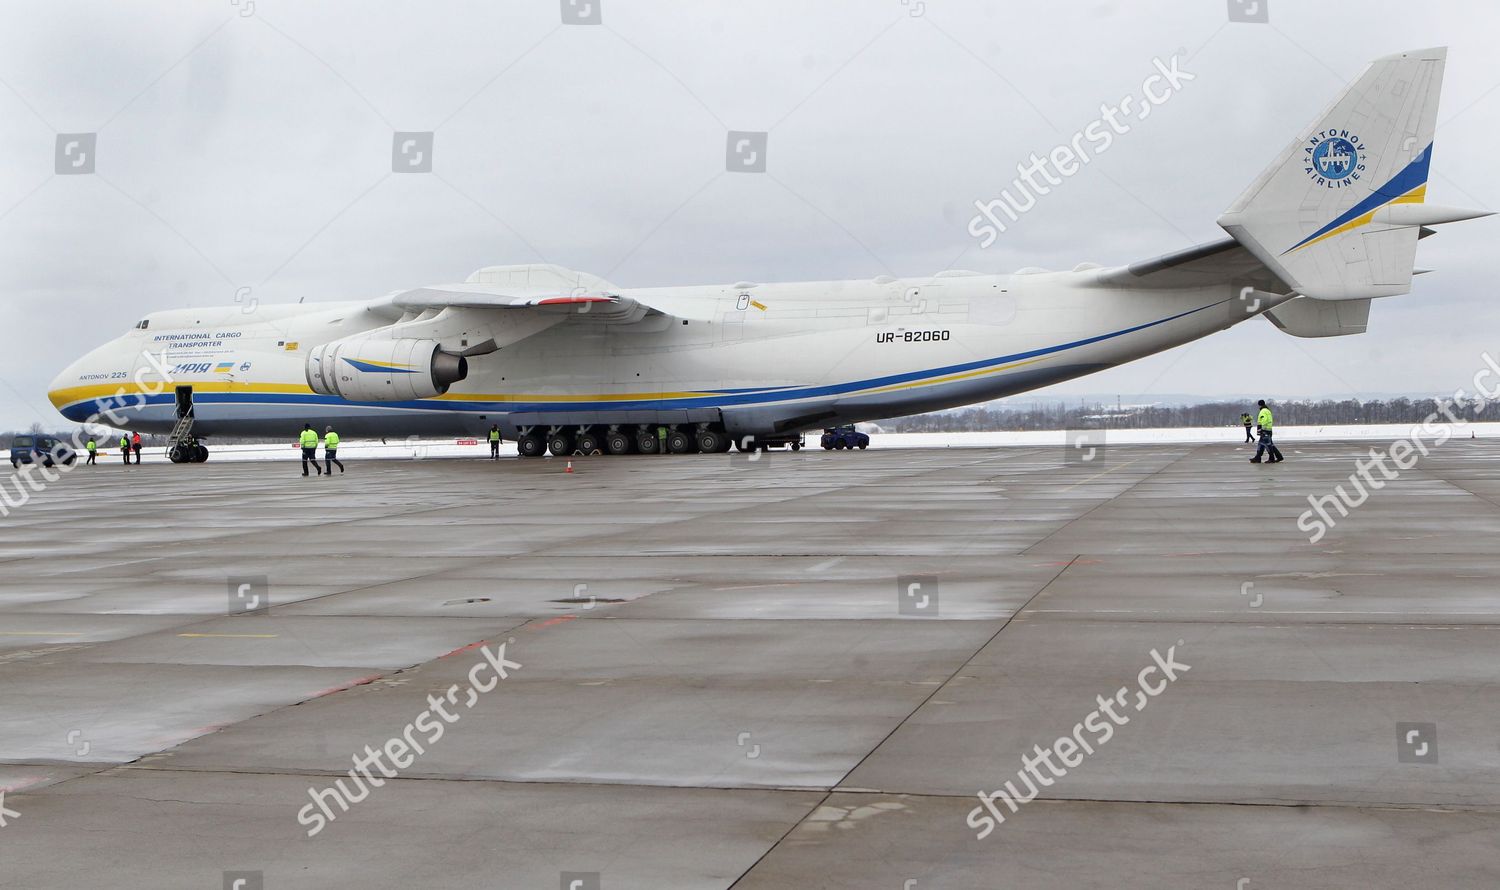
[
  {"x1": 373, "y1": 283, "x2": 665, "y2": 325},
  {"x1": 355, "y1": 266, "x2": 672, "y2": 356},
  {"x1": 1091, "y1": 237, "x2": 1294, "y2": 293}
]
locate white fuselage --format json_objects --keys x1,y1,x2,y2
[{"x1": 48, "y1": 269, "x2": 1269, "y2": 439}]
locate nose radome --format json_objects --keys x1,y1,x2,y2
[{"x1": 48, "y1": 356, "x2": 94, "y2": 422}]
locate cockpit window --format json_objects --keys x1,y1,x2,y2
[{"x1": 134, "y1": 319, "x2": 149, "y2": 330}]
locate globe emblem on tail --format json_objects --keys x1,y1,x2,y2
[{"x1": 1310, "y1": 136, "x2": 1359, "y2": 183}]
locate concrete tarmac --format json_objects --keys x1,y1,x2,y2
[{"x1": 1, "y1": 439, "x2": 1498, "y2": 888}]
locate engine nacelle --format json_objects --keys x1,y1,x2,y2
[{"x1": 305, "y1": 337, "x2": 468, "y2": 402}]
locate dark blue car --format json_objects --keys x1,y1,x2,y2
[
  {"x1": 10, "y1": 435, "x2": 77, "y2": 468},
  {"x1": 820, "y1": 425, "x2": 870, "y2": 450}
]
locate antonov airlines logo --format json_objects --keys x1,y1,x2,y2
[{"x1": 1303, "y1": 129, "x2": 1366, "y2": 188}]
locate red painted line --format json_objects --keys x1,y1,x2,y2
[
  {"x1": 308, "y1": 672, "x2": 382, "y2": 699},
  {"x1": 438, "y1": 639, "x2": 487, "y2": 659},
  {"x1": 527, "y1": 615, "x2": 578, "y2": 631}
]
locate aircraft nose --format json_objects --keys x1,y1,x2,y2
[{"x1": 48, "y1": 355, "x2": 97, "y2": 423}]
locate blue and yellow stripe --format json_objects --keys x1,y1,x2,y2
[{"x1": 1283, "y1": 143, "x2": 1433, "y2": 255}]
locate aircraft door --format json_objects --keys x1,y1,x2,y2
[{"x1": 175, "y1": 386, "x2": 194, "y2": 419}]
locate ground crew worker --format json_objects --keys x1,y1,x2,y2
[
  {"x1": 1250, "y1": 399, "x2": 1284, "y2": 464},
  {"x1": 85, "y1": 438, "x2": 97, "y2": 465},
  {"x1": 324, "y1": 425, "x2": 344, "y2": 475},
  {"x1": 299, "y1": 424, "x2": 323, "y2": 476},
  {"x1": 489, "y1": 424, "x2": 501, "y2": 460},
  {"x1": 120, "y1": 433, "x2": 130, "y2": 466},
  {"x1": 1240, "y1": 412, "x2": 1254, "y2": 443},
  {"x1": 130, "y1": 431, "x2": 142, "y2": 464}
]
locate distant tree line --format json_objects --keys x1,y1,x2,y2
[{"x1": 883, "y1": 398, "x2": 1500, "y2": 432}]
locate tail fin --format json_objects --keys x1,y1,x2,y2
[{"x1": 1218, "y1": 47, "x2": 1461, "y2": 301}]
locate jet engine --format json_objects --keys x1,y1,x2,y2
[{"x1": 305, "y1": 336, "x2": 468, "y2": 401}]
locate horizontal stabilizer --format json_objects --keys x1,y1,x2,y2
[{"x1": 1263, "y1": 296, "x2": 1370, "y2": 337}]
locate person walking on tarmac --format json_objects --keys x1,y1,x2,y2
[
  {"x1": 488, "y1": 424, "x2": 501, "y2": 460},
  {"x1": 120, "y1": 433, "x2": 131, "y2": 466},
  {"x1": 1250, "y1": 400, "x2": 1284, "y2": 464},
  {"x1": 130, "y1": 431, "x2": 142, "y2": 465},
  {"x1": 85, "y1": 437, "x2": 97, "y2": 465},
  {"x1": 299, "y1": 424, "x2": 323, "y2": 476},
  {"x1": 324, "y1": 426, "x2": 344, "y2": 475},
  {"x1": 1240, "y1": 412, "x2": 1254, "y2": 443}
]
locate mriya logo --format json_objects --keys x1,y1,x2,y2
[{"x1": 1303, "y1": 129, "x2": 1366, "y2": 188}]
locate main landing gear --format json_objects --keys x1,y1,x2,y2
[{"x1": 513, "y1": 424, "x2": 742, "y2": 458}]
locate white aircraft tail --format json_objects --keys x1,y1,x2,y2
[{"x1": 1218, "y1": 47, "x2": 1487, "y2": 301}]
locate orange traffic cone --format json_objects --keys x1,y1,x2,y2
[{"x1": 565, "y1": 460, "x2": 574, "y2": 473}]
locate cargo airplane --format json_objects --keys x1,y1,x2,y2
[{"x1": 48, "y1": 48, "x2": 1489, "y2": 460}]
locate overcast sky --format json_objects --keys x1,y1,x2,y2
[{"x1": 1, "y1": 0, "x2": 1496, "y2": 430}]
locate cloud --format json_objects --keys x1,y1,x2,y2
[{"x1": 2, "y1": 0, "x2": 1497, "y2": 429}]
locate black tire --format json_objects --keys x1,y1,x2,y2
[
  {"x1": 575, "y1": 431, "x2": 602, "y2": 455},
  {"x1": 517, "y1": 433, "x2": 546, "y2": 457},
  {"x1": 547, "y1": 431, "x2": 575, "y2": 456},
  {"x1": 857, "y1": 442, "x2": 867, "y2": 450},
  {"x1": 195, "y1": 445, "x2": 209, "y2": 462},
  {"x1": 833, "y1": 439, "x2": 846, "y2": 450},
  {"x1": 665, "y1": 429, "x2": 694, "y2": 454},
  {"x1": 605, "y1": 430, "x2": 632, "y2": 455},
  {"x1": 696, "y1": 429, "x2": 726, "y2": 453},
  {"x1": 635, "y1": 429, "x2": 661, "y2": 455},
  {"x1": 791, "y1": 442, "x2": 801, "y2": 451}
]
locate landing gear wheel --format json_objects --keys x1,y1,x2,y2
[
  {"x1": 547, "y1": 431, "x2": 576, "y2": 456},
  {"x1": 635, "y1": 429, "x2": 661, "y2": 454},
  {"x1": 575, "y1": 431, "x2": 602, "y2": 455},
  {"x1": 605, "y1": 430, "x2": 633, "y2": 455},
  {"x1": 195, "y1": 445, "x2": 209, "y2": 462},
  {"x1": 696, "y1": 429, "x2": 728, "y2": 453},
  {"x1": 665, "y1": 429, "x2": 695, "y2": 454},
  {"x1": 168, "y1": 445, "x2": 186, "y2": 463},
  {"x1": 791, "y1": 442, "x2": 802, "y2": 451},
  {"x1": 517, "y1": 432, "x2": 546, "y2": 457}
]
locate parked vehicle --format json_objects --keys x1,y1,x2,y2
[
  {"x1": 820, "y1": 425, "x2": 869, "y2": 450},
  {"x1": 9, "y1": 435, "x2": 77, "y2": 468}
]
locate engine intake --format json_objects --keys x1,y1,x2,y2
[{"x1": 306, "y1": 337, "x2": 468, "y2": 402}]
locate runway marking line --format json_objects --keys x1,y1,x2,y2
[
  {"x1": 177, "y1": 633, "x2": 279, "y2": 638},
  {"x1": 0, "y1": 632, "x2": 83, "y2": 636},
  {"x1": 1059, "y1": 455, "x2": 1150, "y2": 492}
]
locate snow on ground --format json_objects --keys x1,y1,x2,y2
[{"x1": 96, "y1": 423, "x2": 1500, "y2": 465}]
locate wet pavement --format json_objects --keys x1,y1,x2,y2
[{"x1": 1, "y1": 440, "x2": 1498, "y2": 888}]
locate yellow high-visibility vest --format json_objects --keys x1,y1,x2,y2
[
  {"x1": 1258, "y1": 407, "x2": 1274, "y2": 430},
  {"x1": 324, "y1": 431, "x2": 340, "y2": 448},
  {"x1": 299, "y1": 429, "x2": 319, "y2": 448}
]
